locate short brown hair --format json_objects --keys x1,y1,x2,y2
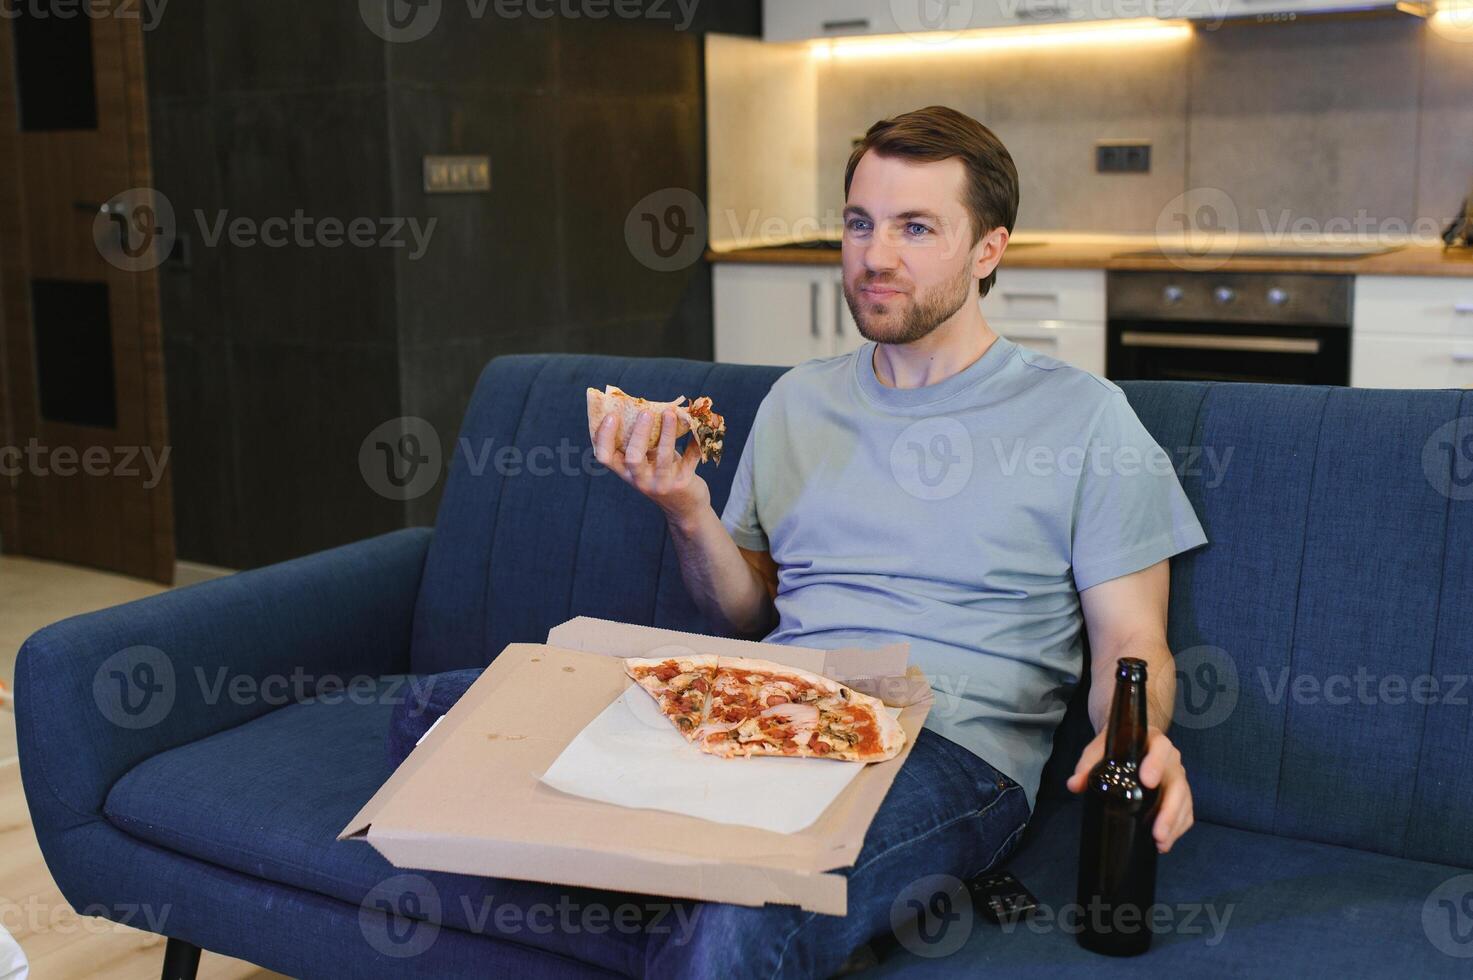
[{"x1": 844, "y1": 105, "x2": 1019, "y2": 298}]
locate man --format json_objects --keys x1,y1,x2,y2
[{"x1": 594, "y1": 106, "x2": 1206, "y2": 977}]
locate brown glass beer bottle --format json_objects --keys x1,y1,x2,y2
[{"x1": 1076, "y1": 657, "x2": 1160, "y2": 956}]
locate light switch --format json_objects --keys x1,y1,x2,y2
[{"x1": 423, "y1": 155, "x2": 491, "y2": 193}]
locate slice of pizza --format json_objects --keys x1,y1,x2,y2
[
  {"x1": 586, "y1": 385, "x2": 726, "y2": 465},
  {"x1": 694, "y1": 657, "x2": 905, "y2": 763},
  {"x1": 624, "y1": 654, "x2": 718, "y2": 740}
]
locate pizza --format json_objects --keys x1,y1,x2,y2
[
  {"x1": 586, "y1": 385, "x2": 726, "y2": 465},
  {"x1": 624, "y1": 655, "x2": 905, "y2": 763},
  {"x1": 624, "y1": 654, "x2": 718, "y2": 739}
]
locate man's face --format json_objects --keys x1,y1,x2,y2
[{"x1": 842, "y1": 152, "x2": 994, "y2": 345}]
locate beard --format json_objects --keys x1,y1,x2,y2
[{"x1": 845, "y1": 260, "x2": 974, "y2": 345}]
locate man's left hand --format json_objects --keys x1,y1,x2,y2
[{"x1": 1066, "y1": 726, "x2": 1194, "y2": 853}]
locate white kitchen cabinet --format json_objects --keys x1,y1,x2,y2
[
  {"x1": 714, "y1": 264, "x2": 854, "y2": 366},
  {"x1": 992, "y1": 319, "x2": 1107, "y2": 375},
  {"x1": 715, "y1": 262, "x2": 1105, "y2": 375},
  {"x1": 1352, "y1": 276, "x2": 1473, "y2": 388},
  {"x1": 763, "y1": 0, "x2": 1119, "y2": 42},
  {"x1": 1154, "y1": 0, "x2": 1417, "y2": 21},
  {"x1": 984, "y1": 268, "x2": 1107, "y2": 375}
]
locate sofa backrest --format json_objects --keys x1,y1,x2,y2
[{"x1": 412, "y1": 353, "x2": 1473, "y2": 867}]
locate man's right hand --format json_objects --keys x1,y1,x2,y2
[{"x1": 593, "y1": 409, "x2": 711, "y2": 525}]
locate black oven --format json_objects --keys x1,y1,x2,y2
[{"x1": 1106, "y1": 271, "x2": 1352, "y2": 386}]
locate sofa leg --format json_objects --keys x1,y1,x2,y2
[{"x1": 161, "y1": 938, "x2": 201, "y2": 980}]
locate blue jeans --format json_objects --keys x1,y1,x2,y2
[{"x1": 389, "y1": 671, "x2": 1032, "y2": 979}]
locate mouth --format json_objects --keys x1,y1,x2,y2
[{"x1": 859, "y1": 284, "x2": 907, "y2": 301}]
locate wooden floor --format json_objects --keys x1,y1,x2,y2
[{"x1": 1, "y1": 557, "x2": 285, "y2": 979}]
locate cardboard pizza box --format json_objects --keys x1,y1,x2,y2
[{"x1": 339, "y1": 617, "x2": 934, "y2": 915}]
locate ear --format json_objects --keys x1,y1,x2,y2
[{"x1": 973, "y1": 226, "x2": 1009, "y2": 282}]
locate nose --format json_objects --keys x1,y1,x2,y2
[{"x1": 863, "y1": 231, "x2": 900, "y2": 273}]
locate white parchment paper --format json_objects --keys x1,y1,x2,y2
[{"x1": 538, "y1": 686, "x2": 901, "y2": 835}]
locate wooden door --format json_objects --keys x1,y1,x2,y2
[{"x1": 0, "y1": 2, "x2": 174, "y2": 582}]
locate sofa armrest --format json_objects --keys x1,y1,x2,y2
[{"x1": 15, "y1": 527, "x2": 433, "y2": 830}]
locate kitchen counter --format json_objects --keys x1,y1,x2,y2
[{"x1": 705, "y1": 234, "x2": 1473, "y2": 278}]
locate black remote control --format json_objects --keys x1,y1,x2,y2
[{"x1": 968, "y1": 870, "x2": 1040, "y2": 924}]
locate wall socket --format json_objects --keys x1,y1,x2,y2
[
  {"x1": 1096, "y1": 142, "x2": 1151, "y2": 174},
  {"x1": 423, "y1": 155, "x2": 491, "y2": 193}
]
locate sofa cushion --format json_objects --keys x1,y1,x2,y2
[
  {"x1": 386, "y1": 668, "x2": 483, "y2": 769},
  {"x1": 103, "y1": 679, "x2": 658, "y2": 977},
  {"x1": 866, "y1": 795, "x2": 1473, "y2": 977}
]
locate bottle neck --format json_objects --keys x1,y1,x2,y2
[{"x1": 1104, "y1": 670, "x2": 1149, "y2": 768}]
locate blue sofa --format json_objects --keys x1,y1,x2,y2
[{"x1": 17, "y1": 352, "x2": 1473, "y2": 978}]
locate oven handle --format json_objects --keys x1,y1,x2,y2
[{"x1": 1119, "y1": 331, "x2": 1321, "y2": 355}]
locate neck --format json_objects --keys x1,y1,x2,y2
[{"x1": 871, "y1": 303, "x2": 999, "y2": 390}]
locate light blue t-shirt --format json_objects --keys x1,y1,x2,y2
[{"x1": 720, "y1": 336, "x2": 1208, "y2": 808}]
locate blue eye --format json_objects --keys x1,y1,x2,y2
[
  {"x1": 846, "y1": 218, "x2": 871, "y2": 234},
  {"x1": 906, "y1": 222, "x2": 932, "y2": 237}
]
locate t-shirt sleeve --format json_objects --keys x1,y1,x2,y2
[
  {"x1": 719, "y1": 396, "x2": 771, "y2": 552},
  {"x1": 1070, "y1": 391, "x2": 1208, "y2": 592}
]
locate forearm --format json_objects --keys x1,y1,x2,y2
[
  {"x1": 666, "y1": 507, "x2": 776, "y2": 640},
  {"x1": 1088, "y1": 638, "x2": 1176, "y2": 735}
]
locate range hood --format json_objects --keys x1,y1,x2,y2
[{"x1": 1153, "y1": 0, "x2": 1432, "y2": 23}]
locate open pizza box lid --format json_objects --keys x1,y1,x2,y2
[{"x1": 339, "y1": 616, "x2": 933, "y2": 915}]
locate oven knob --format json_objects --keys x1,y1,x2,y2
[
  {"x1": 1267, "y1": 287, "x2": 1289, "y2": 306},
  {"x1": 1162, "y1": 285, "x2": 1184, "y2": 305},
  {"x1": 1213, "y1": 286, "x2": 1237, "y2": 305}
]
